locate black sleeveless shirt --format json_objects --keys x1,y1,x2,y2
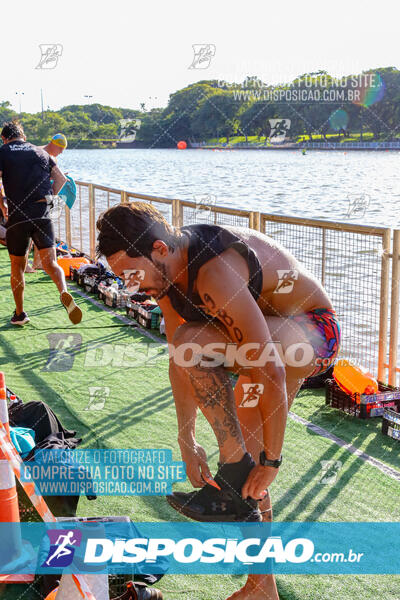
[{"x1": 166, "y1": 224, "x2": 263, "y2": 322}]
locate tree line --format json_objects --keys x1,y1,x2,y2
[{"x1": 1, "y1": 67, "x2": 399, "y2": 147}]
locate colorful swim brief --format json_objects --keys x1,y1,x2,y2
[{"x1": 291, "y1": 308, "x2": 341, "y2": 377}]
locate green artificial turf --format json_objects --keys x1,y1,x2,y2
[{"x1": 0, "y1": 245, "x2": 399, "y2": 599}]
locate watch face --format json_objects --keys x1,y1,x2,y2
[{"x1": 260, "y1": 451, "x2": 281, "y2": 467}]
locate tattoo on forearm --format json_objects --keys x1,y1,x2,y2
[{"x1": 203, "y1": 293, "x2": 244, "y2": 342}]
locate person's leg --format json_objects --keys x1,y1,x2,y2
[
  {"x1": 226, "y1": 374, "x2": 304, "y2": 600},
  {"x1": 171, "y1": 321, "x2": 246, "y2": 465},
  {"x1": 6, "y1": 221, "x2": 32, "y2": 318},
  {"x1": 32, "y1": 244, "x2": 42, "y2": 269},
  {"x1": 34, "y1": 219, "x2": 82, "y2": 325},
  {"x1": 167, "y1": 320, "x2": 263, "y2": 521},
  {"x1": 9, "y1": 254, "x2": 28, "y2": 314},
  {"x1": 38, "y1": 246, "x2": 67, "y2": 294},
  {"x1": 170, "y1": 314, "x2": 318, "y2": 466},
  {"x1": 226, "y1": 314, "x2": 320, "y2": 600},
  {"x1": 24, "y1": 240, "x2": 35, "y2": 273}
]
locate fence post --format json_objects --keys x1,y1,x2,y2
[
  {"x1": 378, "y1": 229, "x2": 391, "y2": 383},
  {"x1": 172, "y1": 199, "x2": 178, "y2": 227},
  {"x1": 389, "y1": 229, "x2": 400, "y2": 386},
  {"x1": 65, "y1": 207, "x2": 72, "y2": 249},
  {"x1": 172, "y1": 199, "x2": 183, "y2": 228},
  {"x1": 88, "y1": 184, "x2": 96, "y2": 261},
  {"x1": 250, "y1": 211, "x2": 261, "y2": 231},
  {"x1": 321, "y1": 229, "x2": 326, "y2": 287},
  {"x1": 121, "y1": 190, "x2": 127, "y2": 204}
]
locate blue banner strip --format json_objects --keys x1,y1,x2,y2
[{"x1": 0, "y1": 522, "x2": 399, "y2": 575}]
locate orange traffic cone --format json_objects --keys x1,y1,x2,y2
[{"x1": 0, "y1": 372, "x2": 34, "y2": 584}]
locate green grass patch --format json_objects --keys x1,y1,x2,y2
[{"x1": 0, "y1": 247, "x2": 399, "y2": 599}]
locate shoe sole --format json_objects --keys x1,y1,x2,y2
[
  {"x1": 11, "y1": 318, "x2": 30, "y2": 326},
  {"x1": 60, "y1": 292, "x2": 82, "y2": 324},
  {"x1": 166, "y1": 495, "x2": 262, "y2": 522}
]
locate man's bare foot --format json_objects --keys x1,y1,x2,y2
[
  {"x1": 226, "y1": 577, "x2": 279, "y2": 600},
  {"x1": 24, "y1": 264, "x2": 35, "y2": 273}
]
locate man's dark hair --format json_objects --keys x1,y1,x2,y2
[
  {"x1": 1, "y1": 121, "x2": 25, "y2": 141},
  {"x1": 96, "y1": 202, "x2": 181, "y2": 258}
]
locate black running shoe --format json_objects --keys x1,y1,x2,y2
[
  {"x1": 10, "y1": 311, "x2": 30, "y2": 326},
  {"x1": 166, "y1": 452, "x2": 261, "y2": 522}
]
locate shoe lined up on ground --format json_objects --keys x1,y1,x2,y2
[
  {"x1": 166, "y1": 452, "x2": 262, "y2": 522},
  {"x1": 10, "y1": 311, "x2": 30, "y2": 326}
]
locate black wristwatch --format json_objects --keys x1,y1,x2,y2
[{"x1": 259, "y1": 451, "x2": 282, "y2": 468}]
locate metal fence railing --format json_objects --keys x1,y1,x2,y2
[
  {"x1": 260, "y1": 214, "x2": 391, "y2": 384},
  {"x1": 57, "y1": 182, "x2": 400, "y2": 386}
]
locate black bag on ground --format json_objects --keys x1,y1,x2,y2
[{"x1": 9, "y1": 400, "x2": 81, "y2": 445}]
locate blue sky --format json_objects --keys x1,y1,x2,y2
[{"x1": 1, "y1": 0, "x2": 398, "y2": 113}]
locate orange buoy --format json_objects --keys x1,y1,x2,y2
[
  {"x1": 333, "y1": 359, "x2": 378, "y2": 401},
  {"x1": 177, "y1": 140, "x2": 187, "y2": 149}
]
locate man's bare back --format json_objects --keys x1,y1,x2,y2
[{"x1": 191, "y1": 225, "x2": 333, "y2": 318}]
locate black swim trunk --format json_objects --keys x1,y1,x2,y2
[{"x1": 6, "y1": 202, "x2": 55, "y2": 256}]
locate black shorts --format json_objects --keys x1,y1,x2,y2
[{"x1": 6, "y1": 217, "x2": 55, "y2": 256}]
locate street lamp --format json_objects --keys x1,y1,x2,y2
[
  {"x1": 84, "y1": 95, "x2": 93, "y2": 104},
  {"x1": 15, "y1": 91, "x2": 24, "y2": 116}
]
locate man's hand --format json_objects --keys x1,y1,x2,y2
[
  {"x1": 242, "y1": 464, "x2": 279, "y2": 500},
  {"x1": 179, "y1": 440, "x2": 212, "y2": 488}
]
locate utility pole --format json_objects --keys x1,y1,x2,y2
[
  {"x1": 15, "y1": 91, "x2": 24, "y2": 116},
  {"x1": 40, "y1": 88, "x2": 44, "y2": 121}
]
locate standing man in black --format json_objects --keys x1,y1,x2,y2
[{"x1": 0, "y1": 121, "x2": 82, "y2": 325}]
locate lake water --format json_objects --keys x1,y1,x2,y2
[
  {"x1": 62, "y1": 148, "x2": 400, "y2": 228},
  {"x1": 60, "y1": 148, "x2": 400, "y2": 378}
]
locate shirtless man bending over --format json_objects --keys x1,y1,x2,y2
[{"x1": 96, "y1": 202, "x2": 340, "y2": 600}]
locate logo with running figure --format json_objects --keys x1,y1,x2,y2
[
  {"x1": 239, "y1": 383, "x2": 264, "y2": 408},
  {"x1": 188, "y1": 44, "x2": 216, "y2": 69},
  {"x1": 346, "y1": 193, "x2": 370, "y2": 218},
  {"x1": 36, "y1": 44, "x2": 63, "y2": 69},
  {"x1": 84, "y1": 386, "x2": 110, "y2": 411},
  {"x1": 194, "y1": 194, "x2": 217, "y2": 220},
  {"x1": 42, "y1": 529, "x2": 82, "y2": 568},
  {"x1": 319, "y1": 460, "x2": 343, "y2": 485},
  {"x1": 274, "y1": 269, "x2": 299, "y2": 294},
  {"x1": 268, "y1": 119, "x2": 291, "y2": 144},
  {"x1": 43, "y1": 333, "x2": 82, "y2": 372},
  {"x1": 119, "y1": 119, "x2": 141, "y2": 142},
  {"x1": 122, "y1": 269, "x2": 145, "y2": 293}
]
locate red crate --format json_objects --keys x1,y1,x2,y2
[{"x1": 325, "y1": 379, "x2": 400, "y2": 418}]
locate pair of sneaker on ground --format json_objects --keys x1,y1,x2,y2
[
  {"x1": 11, "y1": 291, "x2": 82, "y2": 326},
  {"x1": 167, "y1": 452, "x2": 263, "y2": 522}
]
